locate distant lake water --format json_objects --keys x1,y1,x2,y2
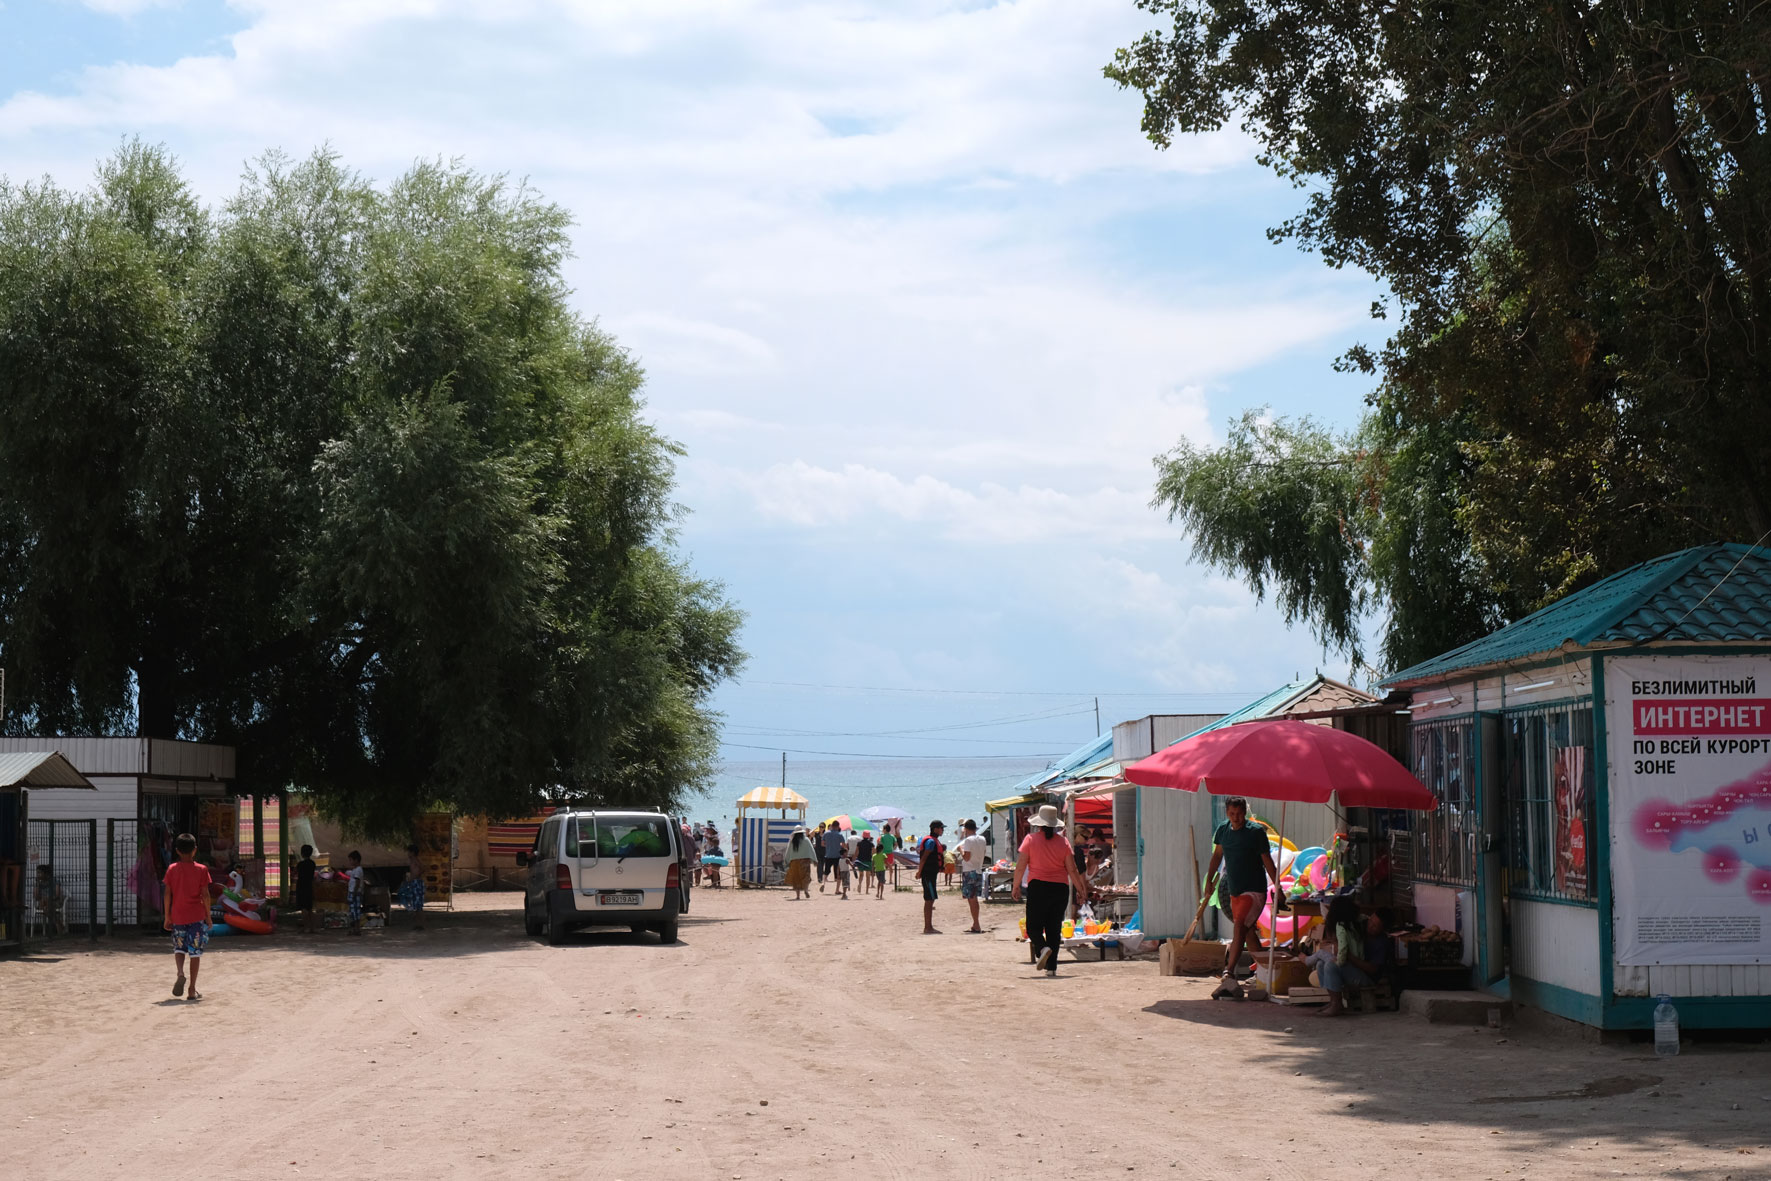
[{"x1": 676, "y1": 757, "x2": 1055, "y2": 834}]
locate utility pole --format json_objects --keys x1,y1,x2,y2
[{"x1": 1094, "y1": 696, "x2": 1101, "y2": 736}]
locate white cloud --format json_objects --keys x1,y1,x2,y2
[
  {"x1": 77, "y1": 0, "x2": 183, "y2": 14},
  {"x1": 729, "y1": 459, "x2": 1171, "y2": 543},
  {"x1": 2, "y1": 0, "x2": 1383, "y2": 716}
]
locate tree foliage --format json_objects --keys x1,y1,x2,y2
[
  {"x1": 0, "y1": 145, "x2": 743, "y2": 832},
  {"x1": 1113, "y1": 2, "x2": 1771, "y2": 672}
]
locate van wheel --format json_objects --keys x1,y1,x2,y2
[
  {"x1": 545, "y1": 904, "x2": 565, "y2": 946},
  {"x1": 657, "y1": 921, "x2": 678, "y2": 944},
  {"x1": 523, "y1": 900, "x2": 543, "y2": 937}
]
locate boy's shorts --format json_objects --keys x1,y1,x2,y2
[
  {"x1": 170, "y1": 922, "x2": 209, "y2": 958},
  {"x1": 961, "y1": 870, "x2": 984, "y2": 900},
  {"x1": 1230, "y1": 891, "x2": 1264, "y2": 925},
  {"x1": 921, "y1": 875, "x2": 939, "y2": 902}
]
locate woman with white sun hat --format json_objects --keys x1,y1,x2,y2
[{"x1": 1010, "y1": 804, "x2": 1092, "y2": 977}]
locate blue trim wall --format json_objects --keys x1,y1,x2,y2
[{"x1": 1511, "y1": 974, "x2": 1605, "y2": 1027}]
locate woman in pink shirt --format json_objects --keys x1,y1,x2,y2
[{"x1": 1010, "y1": 805, "x2": 1091, "y2": 977}]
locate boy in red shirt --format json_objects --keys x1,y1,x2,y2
[{"x1": 162, "y1": 833, "x2": 214, "y2": 1001}]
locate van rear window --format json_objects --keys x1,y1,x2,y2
[{"x1": 565, "y1": 818, "x2": 672, "y2": 859}]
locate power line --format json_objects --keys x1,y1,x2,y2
[
  {"x1": 724, "y1": 702, "x2": 1090, "y2": 735},
  {"x1": 734, "y1": 679, "x2": 1262, "y2": 699},
  {"x1": 723, "y1": 731, "x2": 1085, "y2": 747},
  {"x1": 719, "y1": 742, "x2": 1065, "y2": 760}
]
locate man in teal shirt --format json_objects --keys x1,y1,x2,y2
[{"x1": 1204, "y1": 797, "x2": 1284, "y2": 993}]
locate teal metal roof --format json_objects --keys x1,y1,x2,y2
[
  {"x1": 1156, "y1": 679, "x2": 1317, "y2": 749},
  {"x1": 1009, "y1": 732, "x2": 1114, "y2": 795},
  {"x1": 1382, "y1": 544, "x2": 1771, "y2": 687}
]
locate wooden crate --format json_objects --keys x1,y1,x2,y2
[{"x1": 1160, "y1": 939, "x2": 1227, "y2": 976}]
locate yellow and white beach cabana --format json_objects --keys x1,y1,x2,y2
[{"x1": 735, "y1": 786, "x2": 809, "y2": 888}]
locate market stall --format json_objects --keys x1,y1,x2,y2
[
  {"x1": 981, "y1": 793, "x2": 1039, "y2": 903},
  {"x1": 1382, "y1": 543, "x2": 1771, "y2": 1031},
  {"x1": 735, "y1": 786, "x2": 808, "y2": 888},
  {"x1": 0, "y1": 752, "x2": 97, "y2": 951},
  {"x1": 1125, "y1": 718, "x2": 1437, "y2": 1003}
]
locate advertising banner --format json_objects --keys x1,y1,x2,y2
[{"x1": 1608, "y1": 655, "x2": 1771, "y2": 966}]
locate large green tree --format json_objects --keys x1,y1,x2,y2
[
  {"x1": 0, "y1": 145, "x2": 743, "y2": 831},
  {"x1": 1111, "y1": 1, "x2": 1771, "y2": 672}
]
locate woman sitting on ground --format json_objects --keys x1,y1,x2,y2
[{"x1": 1308, "y1": 895, "x2": 1381, "y2": 1017}]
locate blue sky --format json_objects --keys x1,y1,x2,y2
[{"x1": 0, "y1": 0, "x2": 1385, "y2": 762}]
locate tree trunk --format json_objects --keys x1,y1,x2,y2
[{"x1": 136, "y1": 656, "x2": 177, "y2": 739}]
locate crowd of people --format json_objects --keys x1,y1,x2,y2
[{"x1": 718, "y1": 817, "x2": 994, "y2": 936}]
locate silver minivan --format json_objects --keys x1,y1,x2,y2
[{"x1": 516, "y1": 810, "x2": 681, "y2": 945}]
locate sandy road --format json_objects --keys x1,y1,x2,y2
[{"x1": 2, "y1": 884, "x2": 1767, "y2": 1180}]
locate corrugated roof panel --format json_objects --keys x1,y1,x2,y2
[
  {"x1": 1008, "y1": 732, "x2": 1114, "y2": 794},
  {"x1": 1383, "y1": 544, "x2": 1771, "y2": 686},
  {"x1": 0, "y1": 750, "x2": 97, "y2": 789}
]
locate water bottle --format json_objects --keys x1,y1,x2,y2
[{"x1": 1653, "y1": 994, "x2": 1680, "y2": 1057}]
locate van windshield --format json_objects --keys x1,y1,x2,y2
[{"x1": 565, "y1": 818, "x2": 672, "y2": 859}]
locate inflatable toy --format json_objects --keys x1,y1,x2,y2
[
  {"x1": 1257, "y1": 904, "x2": 1320, "y2": 943},
  {"x1": 205, "y1": 921, "x2": 237, "y2": 937},
  {"x1": 222, "y1": 912, "x2": 274, "y2": 935},
  {"x1": 699, "y1": 854, "x2": 730, "y2": 866},
  {"x1": 1291, "y1": 846, "x2": 1326, "y2": 874}
]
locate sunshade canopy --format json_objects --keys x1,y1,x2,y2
[
  {"x1": 737, "y1": 786, "x2": 808, "y2": 809},
  {"x1": 0, "y1": 750, "x2": 96, "y2": 790},
  {"x1": 859, "y1": 805, "x2": 911, "y2": 822},
  {"x1": 985, "y1": 793, "x2": 1040, "y2": 812},
  {"x1": 1072, "y1": 795, "x2": 1113, "y2": 824},
  {"x1": 1123, "y1": 719, "x2": 1436, "y2": 811}
]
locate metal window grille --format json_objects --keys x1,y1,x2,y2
[
  {"x1": 1408, "y1": 719, "x2": 1478, "y2": 887},
  {"x1": 24, "y1": 819, "x2": 98, "y2": 939},
  {"x1": 107, "y1": 818, "x2": 156, "y2": 932},
  {"x1": 1504, "y1": 704, "x2": 1596, "y2": 905}
]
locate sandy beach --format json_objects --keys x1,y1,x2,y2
[{"x1": 2, "y1": 885, "x2": 1766, "y2": 1181}]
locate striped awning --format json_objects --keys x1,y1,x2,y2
[
  {"x1": 985, "y1": 793, "x2": 1040, "y2": 812},
  {"x1": 736, "y1": 786, "x2": 808, "y2": 809},
  {"x1": 487, "y1": 808, "x2": 555, "y2": 858}
]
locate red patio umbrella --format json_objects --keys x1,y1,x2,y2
[
  {"x1": 1124, "y1": 718, "x2": 1434, "y2": 997},
  {"x1": 1122, "y1": 719, "x2": 1436, "y2": 811}
]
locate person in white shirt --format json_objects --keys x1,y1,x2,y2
[{"x1": 956, "y1": 818, "x2": 989, "y2": 934}]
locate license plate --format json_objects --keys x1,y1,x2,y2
[{"x1": 597, "y1": 891, "x2": 643, "y2": 906}]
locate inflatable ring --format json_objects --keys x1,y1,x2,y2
[{"x1": 222, "y1": 913, "x2": 274, "y2": 935}]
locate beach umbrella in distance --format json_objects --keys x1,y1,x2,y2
[
  {"x1": 860, "y1": 805, "x2": 912, "y2": 822},
  {"x1": 823, "y1": 814, "x2": 872, "y2": 831}
]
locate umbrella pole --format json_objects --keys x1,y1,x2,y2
[{"x1": 1267, "y1": 799, "x2": 1285, "y2": 999}]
